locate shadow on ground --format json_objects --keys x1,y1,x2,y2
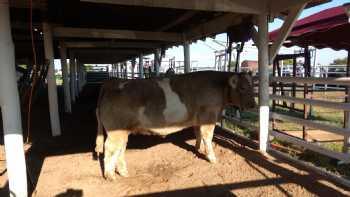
[{"x1": 1, "y1": 84, "x2": 349, "y2": 196}]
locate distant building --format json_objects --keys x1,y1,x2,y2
[{"x1": 241, "y1": 60, "x2": 258, "y2": 73}]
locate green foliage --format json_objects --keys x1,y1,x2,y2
[
  {"x1": 282, "y1": 59, "x2": 293, "y2": 65},
  {"x1": 85, "y1": 64, "x2": 94, "y2": 71},
  {"x1": 330, "y1": 57, "x2": 347, "y2": 65}
]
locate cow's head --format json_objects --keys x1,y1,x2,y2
[{"x1": 226, "y1": 72, "x2": 256, "y2": 110}]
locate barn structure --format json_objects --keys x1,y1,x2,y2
[{"x1": 1, "y1": 0, "x2": 349, "y2": 196}]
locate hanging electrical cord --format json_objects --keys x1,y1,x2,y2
[
  {"x1": 200, "y1": 41, "x2": 218, "y2": 51},
  {"x1": 26, "y1": 0, "x2": 39, "y2": 143},
  {"x1": 24, "y1": 1, "x2": 39, "y2": 193}
]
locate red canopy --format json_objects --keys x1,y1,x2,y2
[{"x1": 269, "y1": 4, "x2": 350, "y2": 50}]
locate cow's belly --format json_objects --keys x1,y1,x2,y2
[{"x1": 137, "y1": 126, "x2": 188, "y2": 136}]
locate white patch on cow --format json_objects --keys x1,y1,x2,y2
[
  {"x1": 138, "y1": 106, "x2": 151, "y2": 126},
  {"x1": 149, "y1": 126, "x2": 187, "y2": 136},
  {"x1": 157, "y1": 78, "x2": 188, "y2": 123}
]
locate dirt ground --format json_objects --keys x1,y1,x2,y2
[
  {"x1": 1, "y1": 85, "x2": 350, "y2": 197},
  {"x1": 284, "y1": 130, "x2": 344, "y2": 142}
]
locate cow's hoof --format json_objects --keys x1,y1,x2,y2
[
  {"x1": 206, "y1": 155, "x2": 217, "y2": 164},
  {"x1": 104, "y1": 172, "x2": 117, "y2": 181},
  {"x1": 118, "y1": 170, "x2": 129, "y2": 177},
  {"x1": 95, "y1": 146, "x2": 103, "y2": 155}
]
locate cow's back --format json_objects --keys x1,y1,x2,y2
[{"x1": 99, "y1": 71, "x2": 232, "y2": 131}]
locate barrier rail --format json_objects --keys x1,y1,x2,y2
[{"x1": 222, "y1": 76, "x2": 350, "y2": 163}]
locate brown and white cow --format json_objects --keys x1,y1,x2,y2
[{"x1": 95, "y1": 71, "x2": 255, "y2": 180}]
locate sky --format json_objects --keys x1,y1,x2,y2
[{"x1": 159, "y1": 0, "x2": 349, "y2": 68}]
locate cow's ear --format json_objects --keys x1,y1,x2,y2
[{"x1": 228, "y1": 76, "x2": 238, "y2": 89}]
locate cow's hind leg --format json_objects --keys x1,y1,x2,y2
[
  {"x1": 199, "y1": 124, "x2": 217, "y2": 163},
  {"x1": 193, "y1": 126, "x2": 202, "y2": 150},
  {"x1": 116, "y1": 131, "x2": 129, "y2": 177},
  {"x1": 104, "y1": 130, "x2": 129, "y2": 181},
  {"x1": 95, "y1": 108, "x2": 104, "y2": 155}
]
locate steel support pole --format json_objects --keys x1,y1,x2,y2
[
  {"x1": 184, "y1": 41, "x2": 191, "y2": 73},
  {"x1": 154, "y1": 49, "x2": 160, "y2": 76},
  {"x1": 43, "y1": 23, "x2": 62, "y2": 136},
  {"x1": 59, "y1": 42, "x2": 72, "y2": 113},
  {"x1": 258, "y1": 13, "x2": 270, "y2": 152},
  {"x1": 0, "y1": 2, "x2": 28, "y2": 196},
  {"x1": 69, "y1": 52, "x2": 76, "y2": 103},
  {"x1": 139, "y1": 54, "x2": 144, "y2": 78}
]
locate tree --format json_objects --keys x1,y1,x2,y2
[
  {"x1": 330, "y1": 57, "x2": 347, "y2": 65},
  {"x1": 282, "y1": 59, "x2": 293, "y2": 65},
  {"x1": 85, "y1": 64, "x2": 94, "y2": 71}
]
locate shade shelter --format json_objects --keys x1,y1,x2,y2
[
  {"x1": 1, "y1": 0, "x2": 328, "y2": 196},
  {"x1": 270, "y1": 4, "x2": 350, "y2": 50}
]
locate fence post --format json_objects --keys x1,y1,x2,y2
[
  {"x1": 303, "y1": 46, "x2": 311, "y2": 140},
  {"x1": 343, "y1": 51, "x2": 350, "y2": 154}
]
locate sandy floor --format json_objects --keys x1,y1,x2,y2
[
  {"x1": 284, "y1": 130, "x2": 344, "y2": 142},
  {"x1": 28, "y1": 130, "x2": 350, "y2": 197},
  {"x1": 0, "y1": 85, "x2": 349, "y2": 197}
]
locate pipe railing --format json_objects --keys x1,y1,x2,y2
[{"x1": 222, "y1": 76, "x2": 350, "y2": 163}]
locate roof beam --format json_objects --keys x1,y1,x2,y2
[
  {"x1": 269, "y1": 3, "x2": 306, "y2": 63},
  {"x1": 270, "y1": 0, "x2": 309, "y2": 13},
  {"x1": 72, "y1": 48, "x2": 143, "y2": 55},
  {"x1": 157, "y1": 11, "x2": 196, "y2": 31},
  {"x1": 9, "y1": 0, "x2": 47, "y2": 9},
  {"x1": 185, "y1": 13, "x2": 243, "y2": 41},
  {"x1": 53, "y1": 27, "x2": 183, "y2": 42},
  {"x1": 80, "y1": 0, "x2": 264, "y2": 14},
  {"x1": 64, "y1": 41, "x2": 162, "y2": 49}
]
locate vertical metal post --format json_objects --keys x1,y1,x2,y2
[
  {"x1": 154, "y1": 49, "x2": 160, "y2": 76},
  {"x1": 74, "y1": 58, "x2": 79, "y2": 99},
  {"x1": 139, "y1": 54, "x2": 144, "y2": 78},
  {"x1": 43, "y1": 23, "x2": 62, "y2": 136},
  {"x1": 124, "y1": 62, "x2": 128, "y2": 79},
  {"x1": 0, "y1": 2, "x2": 28, "y2": 196},
  {"x1": 59, "y1": 41, "x2": 72, "y2": 113},
  {"x1": 113, "y1": 64, "x2": 116, "y2": 78},
  {"x1": 303, "y1": 46, "x2": 311, "y2": 140},
  {"x1": 258, "y1": 13, "x2": 270, "y2": 152},
  {"x1": 291, "y1": 56, "x2": 297, "y2": 109},
  {"x1": 343, "y1": 51, "x2": 350, "y2": 154},
  {"x1": 116, "y1": 63, "x2": 120, "y2": 78},
  {"x1": 131, "y1": 58, "x2": 136, "y2": 79},
  {"x1": 78, "y1": 62, "x2": 85, "y2": 92},
  {"x1": 184, "y1": 41, "x2": 191, "y2": 73},
  {"x1": 69, "y1": 52, "x2": 76, "y2": 103}
]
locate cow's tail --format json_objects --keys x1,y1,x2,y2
[{"x1": 95, "y1": 84, "x2": 105, "y2": 156}]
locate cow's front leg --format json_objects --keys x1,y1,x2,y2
[
  {"x1": 104, "y1": 130, "x2": 129, "y2": 181},
  {"x1": 200, "y1": 124, "x2": 217, "y2": 163}
]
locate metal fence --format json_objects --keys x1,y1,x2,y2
[{"x1": 222, "y1": 76, "x2": 350, "y2": 163}]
